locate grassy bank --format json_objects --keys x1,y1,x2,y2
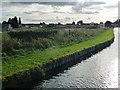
[
  {"x1": 2, "y1": 28, "x2": 114, "y2": 80},
  {"x1": 2, "y1": 28, "x2": 103, "y2": 57}
]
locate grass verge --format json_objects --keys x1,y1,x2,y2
[{"x1": 2, "y1": 28, "x2": 114, "y2": 79}]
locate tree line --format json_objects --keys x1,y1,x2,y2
[{"x1": 2, "y1": 16, "x2": 21, "y2": 28}]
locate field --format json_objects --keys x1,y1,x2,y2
[{"x1": 2, "y1": 27, "x2": 114, "y2": 79}]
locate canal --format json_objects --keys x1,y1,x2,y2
[{"x1": 33, "y1": 28, "x2": 118, "y2": 89}]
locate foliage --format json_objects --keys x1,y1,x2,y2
[
  {"x1": 2, "y1": 33, "x2": 20, "y2": 55},
  {"x1": 2, "y1": 28, "x2": 103, "y2": 57},
  {"x1": 105, "y1": 21, "x2": 112, "y2": 27},
  {"x1": 2, "y1": 28, "x2": 114, "y2": 79},
  {"x1": 3, "y1": 16, "x2": 20, "y2": 29}
]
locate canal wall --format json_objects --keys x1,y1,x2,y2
[{"x1": 2, "y1": 37, "x2": 114, "y2": 89}]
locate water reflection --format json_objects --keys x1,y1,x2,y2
[{"x1": 33, "y1": 28, "x2": 118, "y2": 89}]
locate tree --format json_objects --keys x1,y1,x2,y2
[
  {"x1": 11, "y1": 16, "x2": 19, "y2": 28},
  {"x1": 114, "y1": 19, "x2": 120, "y2": 27},
  {"x1": 8, "y1": 18, "x2": 12, "y2": 24},
  {"x1": 105, "y1": 21, "x2": 112, "y2": 27},
  {"x1": 72, "y1": 21, "x2": 75, "y2": 25},
  {"x1": 58, "y1": 22, "x2": 61, "y2": 25},
  {"x1": 19, "y1": 17, "x2": 21, "y2": 24},
  {"x1": 77, "y1": 20, "x2": 83, "y2": 25},
  {"x1": 2, "y1": 21, "x2": 9, "y2": 31},
  {"x1": 40, "y1": 22, "x2": 43, "y2": 25},
  {"x1": 2, "y1": 21, "x2": 8, "y2": 24},
  {"x1": 40, "y1": 22, "x2": 46, "y2": 25},
  {"x1": 43, "y1": 22, "x2": 45, "y2": 25},
  {"x1": 100, "y1": 22, "x2": 103, "y2": 25}
]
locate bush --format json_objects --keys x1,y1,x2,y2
[
  {"x1": 2, "y1": 33, "x2": 20, "y2": 55},
  {"x1": 3, "y1": 28, "x2": 103, "y2": 58}
]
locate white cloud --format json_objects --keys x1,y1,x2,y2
[
  {"x1": 1, "y1": 0, "x2": 118, "y2": 23},
  {"x1": 104, "y1": 4, "x2": 118, "y2": 9}
]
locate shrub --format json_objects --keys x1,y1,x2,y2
[{"x1": 3, "y1": 28, "x2": 103, "y2": 57}]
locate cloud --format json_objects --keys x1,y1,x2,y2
[
  {"x1": 2, "y1": 0, "x2": 77, "y2": 6},
  {"x1": 83, "y1": 1, "x2": 105, "y2": 7},
  {"x1": 71, "y1": 10, "x2": 99, "y2": 14},
  {"x1": 35, "y1": 2, "x2": 77, "y2": 6},
  {"x1": 2, "y1": 0, "x2": 117, "y2": 23},
  {"x1": 24, "y1": 12, "x2": 32, "y2": 14},
  {"x1": 53, "y1": 11, "x2": 66, "y2": 14},
  {"x1": 104, "y1": 4, "x2": 118, "y2": 9},
  {"x1": 23, "y1": 11, "x2": 49, "y2": 15},
  {"x1": 2, "y1": 0, "x2": 9, "y2": 2},
  {"x1": 3, "y1": 1, "x2": 105, "y2": 14},
  {"x1": 72, "y1": 1, "x2": 105, "y2": 13},
  {"x1": 2, "y1": 0, "x2": 78, "y2": 3},
  {"x1": 65, "y1": 17, "x2": 71, "y2": 20},
  {"x1": 3, "y1": 1, "x2": 105, "y2": 7},
  {"x1": 1, "y1": 1, "x2": 102, "y2": 23},
  {"x1": 83, "y1": 11, "x2": 99, "y2": 14}
]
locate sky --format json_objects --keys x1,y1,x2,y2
[{"x1": 1, "y1": 0, "x2": 120, "y2": 24}]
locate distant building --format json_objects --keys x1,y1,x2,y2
[
  {"x1": 90, "y1": 22, "x2": 94, "y2": 26},
  {"x1": 100, "y1": 22, "x2": 104, "y2": 28},
  {"x1": 21, "y1": 24, "x2": 44, "y2": 28},
  {"x1": 2, "y1": 21, "x2": 12, "y2": 31}
]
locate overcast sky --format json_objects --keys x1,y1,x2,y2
[{"x1": 1, "y1": 0, "x2": 119, "y2": 24}]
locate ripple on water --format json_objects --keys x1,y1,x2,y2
[{"x1": 33, "y1": 28, "x2": 118, "y2": 89}]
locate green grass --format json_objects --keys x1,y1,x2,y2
[{"x1": 2, "y1": 28, "x2": 114, "y2": 79}]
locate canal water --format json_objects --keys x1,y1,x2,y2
[{"x1": 33, "y1": 28, "x2": 118, "y2": 89}]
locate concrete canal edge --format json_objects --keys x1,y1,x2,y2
[{"x1": 2, "y1": 37, "x2": 115, "y2": 88}]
